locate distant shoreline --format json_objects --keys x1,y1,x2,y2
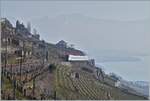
[{"x1": 95, "y1": 56, "x2": 142, "y2": 63}]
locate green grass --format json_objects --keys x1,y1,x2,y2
[{"x1": 1, "y1": 76, "x2": 29, "y2": 100}]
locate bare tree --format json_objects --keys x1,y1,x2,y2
[
  {"x1": 27, "y1": 22, "x2": 31, "y2": 33},
  {"x1": 33, "y1": 28, "x2": 37, "y2": 35}
]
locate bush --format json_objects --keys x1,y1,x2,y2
[{"x1": 48, "y1": 64, "x2": 56, "y2": 73}]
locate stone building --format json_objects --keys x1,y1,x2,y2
[
  {"x1": 1, "y1": 18, "x2": 42, "y2": 61},
  {"x1": 56, "y1": 40, "x2": 67, "y2": 48},
  {"x1": 1, "y1": 18, "x2": 18, "y2": 54}
]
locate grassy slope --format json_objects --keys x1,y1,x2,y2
[{"x1": 1, "y1": 76, "x2": 28, "y2": 100}]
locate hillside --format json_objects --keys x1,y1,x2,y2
[
  {"x1": 54, "y1": 63, "x2": 147, "y2": 100},
  {"x1": 1, "y1": 18, "x2": 148, "y2": 100}
]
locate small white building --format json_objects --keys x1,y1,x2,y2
[{"x1": 68, "y1": 55, "x2": 89, "y2": 61}]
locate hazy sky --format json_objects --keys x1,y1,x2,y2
[
  {"x1": 1, "y1": 1, "x2": 150, "y2": 81},
  {"x1": 1, "y1": 1, "x2": 150, "y2": 55}
]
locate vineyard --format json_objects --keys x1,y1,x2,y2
[{"x1": 55, "y1": 64, "x2": 147, "y2": 100}]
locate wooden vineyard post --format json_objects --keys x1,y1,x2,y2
[
  {"x1": 32, "y1": 77, "x2": 35, "y2": 99},
  {"x1": 13, "y1": 78, "x2": 16, "y2": 99},
  {"x1": 20, "y1": 57, "x2": 22, "y2": 81},
  {"x1": 54, "y1": 90, "x2": 57, "y2": 100},
  {"x1": 11, "y1": 63, "x2": 13, "y2": 80}
]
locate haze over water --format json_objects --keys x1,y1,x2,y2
[{"x1": 95, "y1": 55, "x2": 150, "y2": 81}]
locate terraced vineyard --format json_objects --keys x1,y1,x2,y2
[{"x1": 55, "y1": 65, "x2": 147, "y2": 100}]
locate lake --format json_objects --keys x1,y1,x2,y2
[{"x1": 96, "y1": 56, "x2": 150, "y2": 81}]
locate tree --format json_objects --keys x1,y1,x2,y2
[
  {"x1": 70, "y1": 44, "x2": 75, "y2": 49},
  {"x1": 16, "y1": 20, "x2": 20, "y2": 28},
  {"x1": 33, "y1": 28, "x2": 37, "y2": 35},
  {"x1": 27, "y1": 22, "x2": 31, "y2": 32}
]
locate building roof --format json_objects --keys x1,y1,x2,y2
[{"x1": 56, "y1": 40, "x2": 67, "y2": 47}]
